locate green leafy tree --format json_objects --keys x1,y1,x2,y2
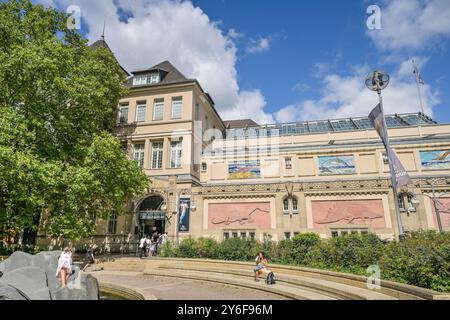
[{"x1": 0, "y1": 0, "x2": 148, "y2": 242}]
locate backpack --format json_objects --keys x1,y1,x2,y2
[{"x1": 266, "y1": 272, "x2": 276, "y2": 285}]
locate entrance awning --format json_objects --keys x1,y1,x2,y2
[{"x1": 139, "y1": 210, "x2": 166, "y2": 220}]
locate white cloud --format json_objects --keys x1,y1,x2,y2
[
  {"x1": 40, "y1": 0, "x2": 273, "y2": 123},
  {"x1": 276, "y1": 59, "x2": 440, "y2": 122},
  {"x1": 220, "y1": 89, "x2": 274, "y2": 124},
  {"x1": 367, "y1": 0, "x2": 450, "y2": 51},
  {"x1": 246, "y1": 36, "x2": 272, "y2": 54}
]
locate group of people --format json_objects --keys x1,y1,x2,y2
[{"x1": 139, "y1": 232, "x2": 168, "y2": 258}]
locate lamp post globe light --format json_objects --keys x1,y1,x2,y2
[
  {"x1": 365, "y1": 70, "x2": 405, "y2": 239},
  {"x1": 365, "y1": 70, "x2": 390, "y2": 93}
]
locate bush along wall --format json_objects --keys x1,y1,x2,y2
[{"x1": 159, "y1": 231, "x2": 450, "y2": 293}]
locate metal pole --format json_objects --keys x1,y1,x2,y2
[
  {"x1": 378, "y1": 91, "x2": 405, "y2": 239},
  {"x1": 430, "y1": 182, "x2": 443, "y2": 233},
  {"x1": 176, "y1": 191, "x2": 180, "y2": 245},
  {"x1": 412, "y1": 60, "x2": 425, "y2": 115}
]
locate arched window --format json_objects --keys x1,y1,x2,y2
[
  {"x1": 292, "y1": 198, "x2": 298, "y2": 213},
  {"x1": 283, "y1": 198, "x2": 289, "y2": 212},
  {"x1": 283, "y1": 197, "x2": 299, "y2": 214}
]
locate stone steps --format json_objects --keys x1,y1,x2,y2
[
  {"x1": 154, "y1": 264, "x2": 396, "y2": 300},
  {"x1": 144, "y1": 269, "x2": 335, "y2": 300}
]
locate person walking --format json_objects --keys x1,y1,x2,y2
[
  {"x1": 160, "y1": 232, "x2": 168, "y2": 245},
  {"x1": 139, "y1": 236, "x2": 147, "y2": 259},
  {"x1": 56, "y1": 247, "x2": 73, "y2": 288}
]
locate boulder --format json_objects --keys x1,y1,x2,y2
[
  {"x1": 52, "y1": 273, "x2": 99, "y2": 300},
  {"x1": 2, "y1": 251, "x2": 32, "y2": 273},
  {"x1": 31, "y1": 251, "x2": 61, "y2": 291},
  {"x1": 0, "y1": 266, "x2": 51, "y2": 300},
  {"x1": 0, "y1": 283, "x2": 28, "y2": 300},
  {"x1": 0, "y1": 251, "x2": 99, "y2": 300}
]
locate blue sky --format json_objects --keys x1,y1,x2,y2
[{"x1": 36, "y1": 0, "x2": 450, "y2": 124}]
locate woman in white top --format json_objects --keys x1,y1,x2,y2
[{"x1": 56, "y1": 247, "x2": 73, "y2": 288}]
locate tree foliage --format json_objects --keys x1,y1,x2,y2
[{"x1": 0, "y1": 0, "x2": 148, "y2": 241}]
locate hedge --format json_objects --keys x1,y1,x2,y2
[{"x1": 159, "y1": 231, "x2": 450, "y2": 292}]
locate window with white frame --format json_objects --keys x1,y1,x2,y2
[
  {"x1": 133, "y1": 73, "x2": 160, "y2": 86},
  {"x1": 134, "y1": 143, "x2": 145, "y2": 169},
  {"x1": 153, "y1": 99, "x2": 164, "y2": 121},
  {"x1": 107, "y1": 215, "x2": 118, "y2": 234},
  {"x1": 151, "y1": 141, "x2": 163, "y2": 169},
  {"x1": 133, "y1": 75, "x2": 148, "y2": 86},
  {"x1": 117, "y1": 105, "x2": 129, "y2": 124},
  {"x1": 292, "y1": 198, "x2": 298, "y2": 212},
  {"x1": 169, "y1": 140, "x2": 182, "y2": 168},
  {"x1": 283, "y1": 199, "x2": 289, "y2": 213},
  {"x1": 136, "y1": 101, "x2": 147, "y2": 122},
  {"x1": 201, "y1": 162, "x2": 207, "y2": 172},
  {"x1": 171, "y1": 97, "x2": 183, "y2": 119},
  {"x1": 285, "y1": 232, "x2": 291, "y2": 240},
  {"x1": 149, "y1": 73, "x2": 160, "y2": 84},
  {"x1": 283, "y1": 197, "x2": 299, "y2": 214}
]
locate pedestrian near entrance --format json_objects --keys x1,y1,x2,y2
[
  {"x1": 160, "y1": 232, "x2": 168, "y2": 245},
  {"x1": 139, "y1": 236, "x2": 148, "y2": 259}
]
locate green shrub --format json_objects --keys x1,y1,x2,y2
[{"x1": 155, "y1": 231, "x2": 450, "y2": 292}]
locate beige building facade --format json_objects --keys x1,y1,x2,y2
[{"x1": 39, "y1": 56, "x2": 450, "y2": 251}]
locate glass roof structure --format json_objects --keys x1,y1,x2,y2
[{"x1": 225, "y1": 113, "x2": 437, "y2": 139}]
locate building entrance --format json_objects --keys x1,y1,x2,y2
[{"x1": 138, "y1": 195, "x2": 166, "y2": 238}]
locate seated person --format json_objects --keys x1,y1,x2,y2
[{"x1": 254, "y1": 252, "x2": 269, "y2": 281}]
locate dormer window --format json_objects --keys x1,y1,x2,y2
[{"x1": 132, "y1": 72, "x2": 160, "y2": 86}]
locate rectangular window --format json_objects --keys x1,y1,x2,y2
[
  {"x1": 331, "y1": 231, "x2": 339, "y2": 238},
  {"x1": 293, "y1": 232, "x2": 299, "y2": 237},
  {"x1": 249, "y1": 232, "x2": 255, "y2": 240},
  {"x1": 285, "y1": 232, "x2": 291, "y2": 240},
  {"x1": 118, "y1": 106, "x2": 129, "y2": 124},
  {"x1": 136, "y1": 102, "x2": 147, "y2": 122},
  {"x1": 292, "y1": 198, "x2": 298, "y2": 213},
  {"x1": 223, "y1": 232, "x2": 230, "y2": 240},
  {"x1": 153, "y1": 99, "x2": 164, "y2": 121},
  {"x1": 133, "y1": 75, "x2": 147, "y2": 86},
  {"x1": 107, "y1": 215, "x2": 117, "y2": 234},
  {"x1": 171, "y1": 97, "x2": 183, "y2": 119},
  {"x1": 134, "y1": 144, "x2": 145, "y2": 169},
  {"x1": 170, "y1": 140, "x2": 182, "y2": 168},
  {"x1": 397, "y1": 195, "x2": 405, "y2": 210},
  {"x1": 341, "y1": 231, "x2": 348, "y2": 236},
  {"x1": 285, "y1": 157, "x2": 292, "y2": 169},
  {"x1": 201, "y1": 163, "x2": 207, "y2": 172},
  {"x1": 232, "y1": 232, "x2": 238, "y2": 239},
  {"x1": 149, "y1": 73, "x2": 160, "y2": 84},
  {"x1": 240, "y1": 232, "x2": 247, "y2": 239},
  {"x1": 151, "y1": 142, "x2": 163, "y2": 169}
]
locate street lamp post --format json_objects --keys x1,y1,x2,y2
[{"x1": 365, "y1": 70, "x2": 405, "y2": 239}]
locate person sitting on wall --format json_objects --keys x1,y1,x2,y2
[{"x1": 254, "y1": 252, "x2": 269, "y2": 282}]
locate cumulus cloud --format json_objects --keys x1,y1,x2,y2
[
  {"x1": 39, "y1": 0, "x2": 273, "y2": 123},
  {"x1": 367, "y1": 0, "x2": 450, "y2": 51},
  {"x1": 246, "y1": 36, "x2": 272, "y2": 54},
  {"x1": 276, "y1": 59, "x2": 440, "y2": 122}
]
